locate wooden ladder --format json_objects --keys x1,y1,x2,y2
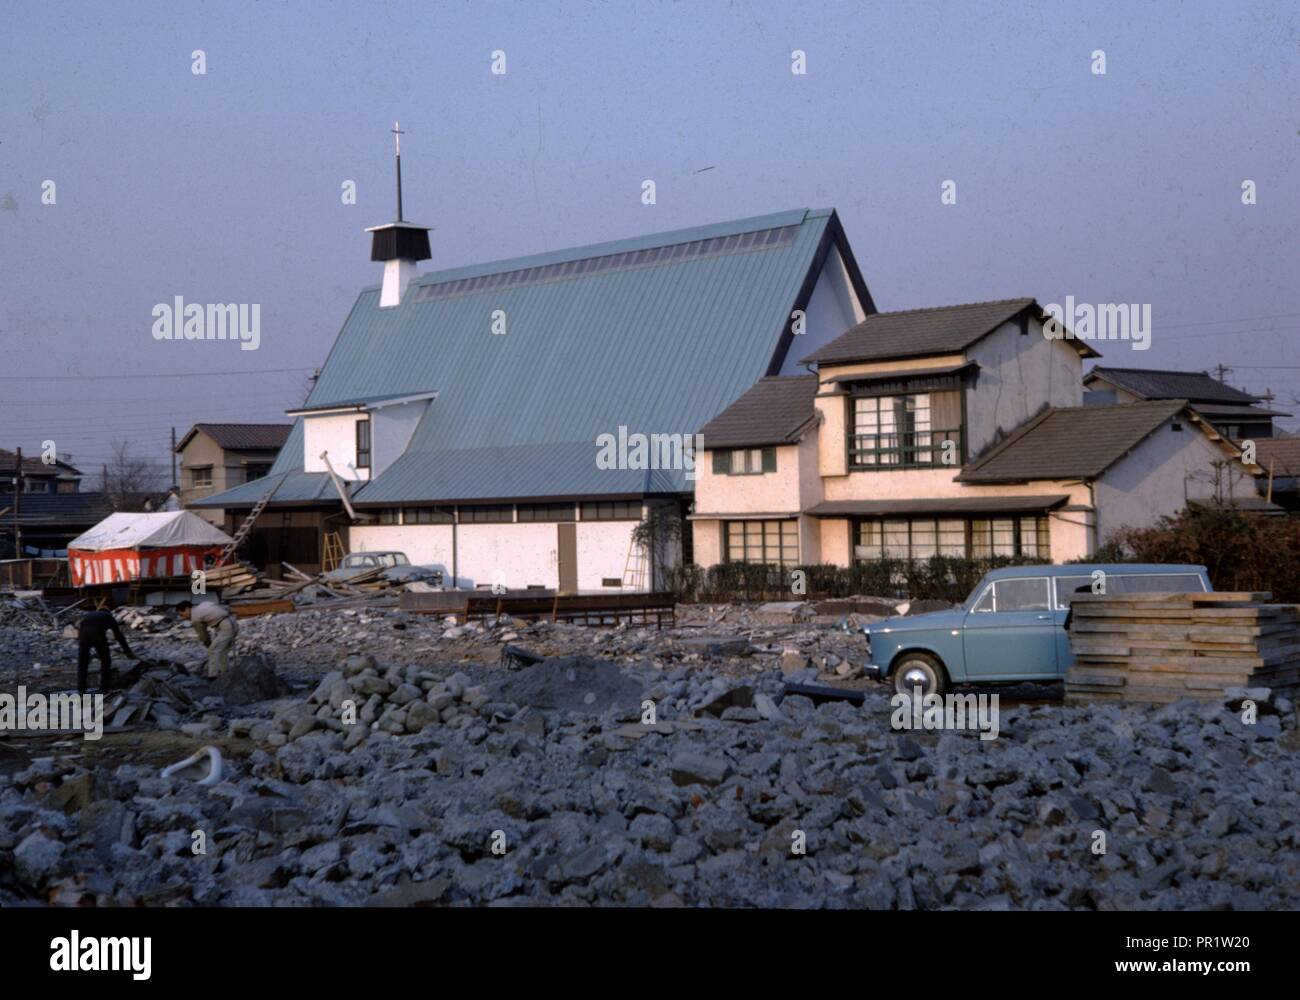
[
  {"x1": 321, "y1": 531, "x2": 346, "y2": 573},
  {"x1": 216, "y1": 486, "x2": 275, "y2": 566},
  {"x1": 621, "y1": 535, "x2": 647, "y2": 591}
]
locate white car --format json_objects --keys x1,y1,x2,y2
[{"x1": 325, "y1": 551, "x2": 442, "y2": 585}]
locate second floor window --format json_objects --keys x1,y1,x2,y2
[
  {"x1": 850, "y1": 392, "x2": 962, "y2": 469},
  {"x1": 712, "y1": 447, "x2": 776, "y2": 476},
  {"x1": 190, "y1": 466, "x2": 213, "y2": 488},
  {"x1": 355, "y1": 418, "x2": 371, "y2": 469}
]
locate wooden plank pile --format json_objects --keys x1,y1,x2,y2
[{"x1": 1066, "y1": 591, "x2": 1300, "y2": 703}]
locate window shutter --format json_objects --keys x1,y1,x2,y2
[
  {"x1": 761, "y1": 447, "x2": 777, "y2": 473},
  {"x1": 712, "y1": 450, "x2": 729, "y2": 474}
]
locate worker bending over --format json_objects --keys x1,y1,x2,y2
[
  {"x1": 175, "y1": 600, "x2": 239, "y2": 678},
  {"x1": 76, "y1": 609, "x2": 138, "y2": 694}
]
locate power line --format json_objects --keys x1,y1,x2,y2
[{"x1": 0, "y1": 366, "x2": 316, "y2": 382}]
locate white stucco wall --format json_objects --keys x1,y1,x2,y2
[
  {"x1": 964, "y1": 318, "x2": 1083, "y2": 458},
  {"x1": 576, "y1": 520, "x2": 640, "y2": 590},
  {"x1": 370, "y1": 400, "x2": 430, "y2": 479},
  {"x1": 303, "y1": 413, "x2": 370, "y2": 481},
  {"x1": 694, "y1": 444, "x2": 803, "y2": 515},
  {"x1": 1093, "y1": 421, "x2": 1255, "y2": 544},
  {"x1": 350, "y1": 517, "x2": 639, "y2": 590},
  {"x1": 779, "y1": 245, "x2": 867, "y2": 375},
  {"x1": 349, "y1": 524, "x2": 454, "y2": 568}
]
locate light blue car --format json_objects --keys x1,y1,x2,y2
[{"x1": 861, "y1": 563, "x2": 1212, "y2": 696}]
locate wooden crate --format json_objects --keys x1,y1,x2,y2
[{"x1": 1065, "y1": 592, "x2": 1300, "y2": 703}]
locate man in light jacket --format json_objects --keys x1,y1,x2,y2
[{"x1": 175, "y1": 600, "x2": 239, "y2": 678}]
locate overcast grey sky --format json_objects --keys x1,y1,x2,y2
[{"x1": 1, "y1": 0, "x2": 1297, "y2": 480}]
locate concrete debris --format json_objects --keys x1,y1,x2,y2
[{"x1": 0, "y1": 597, "x2": 1297, "y2": 908}]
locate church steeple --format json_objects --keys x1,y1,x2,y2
[{"x1": 365, "y1": 121, "x2": 432, "y2": 308}]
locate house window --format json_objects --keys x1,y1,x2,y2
[
  {"x1": 725, "y1": 519, "x2": 798, "y2": 568},
  {"x1": 190, "y1": 466, "x2": 213, "y2": 488},
  {"x1": 402, "y1": 507, "x2": 453, "y2": 524},
  {"x1": 376, "y1": 509, "x2": 401, "y2": 525},
  {"x1": 711, "y1": 447, "x2": 776, "y2": 476},
  {"x1": 970, "y1": 517, "x2": 1049, "y2": 558},
  {"x1": 460, "y1": 504, "x2": 513, "y2": 523},
  {"x1": 518, "y1": 503, "x2": 575, "y2": 522},
  {"x1": 244, "y1": 463, "x2": 272, "y2": 483},
  {"x1": 356, "y1": 418, "x2": 371, "y2": 469},
  {"x1": 580, "y1": 501, "x2": 642, "y2": 520},
  {"x1": 854, "y1": 516, "x2": 1049, "y2": 561},
  {"x1": 849, "y1": 394, "x2": 961, "y2": 469}
]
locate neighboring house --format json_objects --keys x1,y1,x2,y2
[
  {"x1": 176, "y1": 423, "x2": 291, "y2": 525},
  {"x1": 1253, "y1": 437, "x2": 1300, "y2": 512},
  {"x1": 194, "y1": 201, "x2": 876, "y2": 585},
  {"x1": 0, "y1": 448, "x2": 82, "y2": 494},
  {"x1": 0, "y1": 491, "x2": 116, "y2": 558},
  {"x1": 693, "y1": 299, "x2": 1263, "y2": 568},
  {"x1": 1083, "y1": 366, "x2": 1287, "y2": 440}
]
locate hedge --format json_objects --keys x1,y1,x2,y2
[{"x1": 665, "y1": 555, "x2": 1048, "y2": 605}]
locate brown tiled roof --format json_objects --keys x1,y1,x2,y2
[
  {"x1": 802, "y1": 298, "x2": 1044, "y2": 366},
  {"x1": 957, "y1": 400, "x2": 1189, "y2": 483},
  {"x1": 806, "y1": 495, "x2": 1069, "y2": 517},
  {"x1": 1255, "y1": 437, "x2": 1300, "y2": 477},
  {"x1": 698, "y1": 375, "x2": 818, "y2": 449},
  {"x1": 1085, "y1": 367, "x2": 1260, "y2": 404},
  {"x1": 0, "y1": 448, "x2": 80, "y2": 476},
  {"x1": 179, "y1": 423, "x2": 292, "y2": 452}
]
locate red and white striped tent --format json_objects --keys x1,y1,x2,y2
[{"x1": 67, "y1": 511, "x2": 233, "y2": 587}]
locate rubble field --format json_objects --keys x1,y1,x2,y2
[{"x1": 1, "y1": 599, "x2": 1298, "y2": 908}]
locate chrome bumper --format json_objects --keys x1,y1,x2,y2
[{"x1": 861, "y1": 661, "x2": 883, "y2": 680}]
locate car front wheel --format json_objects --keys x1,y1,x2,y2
[{"x1": 892, "y1": 652, "x2": 948, "y2": 698}]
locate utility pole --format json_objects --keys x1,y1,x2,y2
[
  {"x1": 170, "y1": 426, "x2": 178, "y2": 491},
  {"x1": 1212, "y1": 363, "x2": 1233, "y2": 383},
  {"x1": 13, "y1": 447, "x2": 22, "y2": 557}
]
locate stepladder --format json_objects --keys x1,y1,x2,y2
[{"x1": 322, "y1": 531, "x2": 346, "y2": 573}]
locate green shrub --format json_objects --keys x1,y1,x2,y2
[{"x1": 1093, "y1": 505, "x2": 1300, "y2": 602}]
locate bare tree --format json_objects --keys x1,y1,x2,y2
[{"x1": 100, "y1": 439, "x2": 167, "y2": 511}]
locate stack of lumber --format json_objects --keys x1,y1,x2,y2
[
  {"x1": 1066, "y1": 591, "x2": 1300, "y2": 703},
  {"x1": 204, "y1": 561, "x2": 262, "y2": 598}
]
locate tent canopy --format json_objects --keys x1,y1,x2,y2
[{"x1": 67, "y1": 511, "x2": 232, "y2": 552}]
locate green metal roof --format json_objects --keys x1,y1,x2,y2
[{"x1": 206, "y1": 208, "x2": 852, "y2": 507}]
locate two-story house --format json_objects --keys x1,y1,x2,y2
[
  {"x1": 0, "y1": 448, "x2": 83, "y2": 493},
  {"x1": 693, "y1": 299, "x2": 1263, "y2": 568},
  {"x1": 175, "y1": 423, "x2": 292, "y2": 526}
]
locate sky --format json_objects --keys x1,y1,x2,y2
[{"x1": 1, "y1": 0, "x2": 1297, "y2": 483}]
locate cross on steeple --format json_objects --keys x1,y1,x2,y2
[{"x1": 392, "y1": 121, "x2": 405, "y2": 221}]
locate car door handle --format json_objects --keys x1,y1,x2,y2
[{"x1": 1036, "y1": 614, "x2": 1052, "y2": 620}]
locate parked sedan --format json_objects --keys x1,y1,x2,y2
[
  {"x1": 325, "y1": 551, "x2": 443, "y2": 586},
  {"x1": 861, "y1": 563, "x2": 1212, "y2": 695}
]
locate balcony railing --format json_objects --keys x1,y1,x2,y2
[{"x1": 849, "y1": 428, "x2": 962, "y2": 470}]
